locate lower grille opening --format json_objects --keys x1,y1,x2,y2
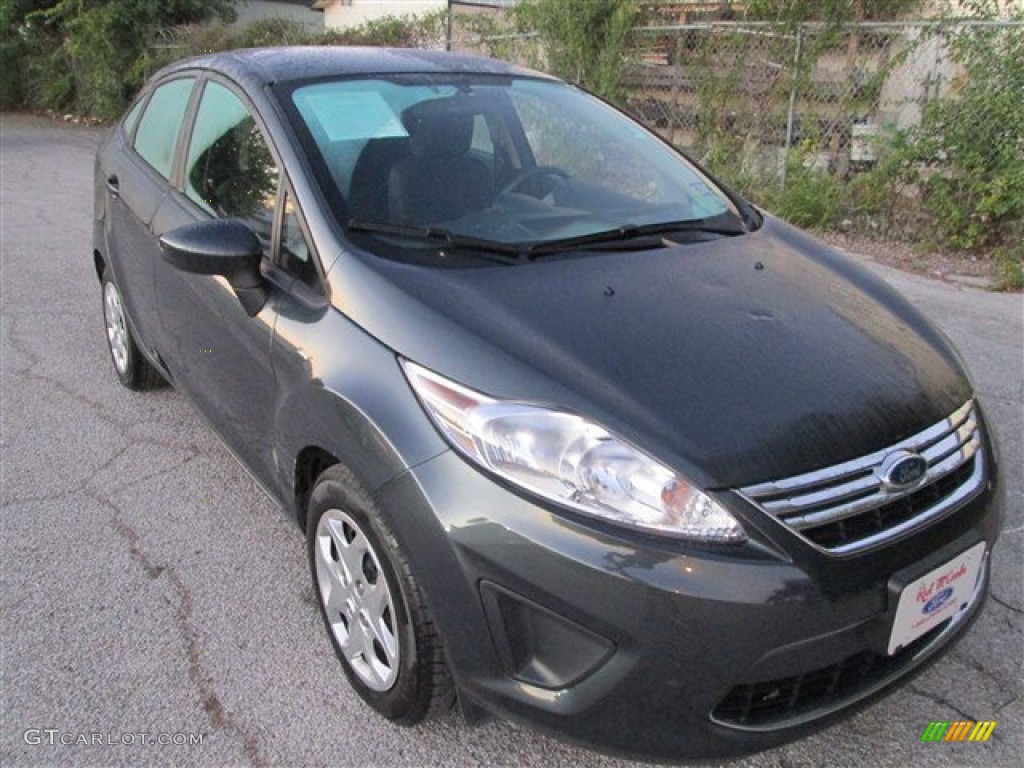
[{"x1": 712, "y1": 620, "x2": 949, "y2": 727}]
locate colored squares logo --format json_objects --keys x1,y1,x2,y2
[{"x1": 921, "y1": 721, "x2": 996, "y2": 742}]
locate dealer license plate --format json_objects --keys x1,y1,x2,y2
[{"x1": 888, "y1": 541, "x2": 986, "y2": 655}]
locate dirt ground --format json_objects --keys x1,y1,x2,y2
[{"x1": 821, "y1": 232, "x2": 1010, "y2": 290}]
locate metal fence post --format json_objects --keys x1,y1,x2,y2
[
  {"x1": 782, "y1": 24, "x2": 804, "y2": 188},
  {"x1": 446, "y1": 0, "x2": 453, "y2": 52}
]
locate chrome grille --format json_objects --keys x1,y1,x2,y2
[{"x1": 738, "y1": 400, "x2": 984, "y2": 555}]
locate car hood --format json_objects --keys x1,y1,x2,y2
[{"x1": 336, "y1": 217, "x2": 971, "y2": 489}]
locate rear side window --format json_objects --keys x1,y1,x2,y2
[
  {"x1": 184, "y1": 80, "x2": 279, "y2": 247},
  {"x1": 134, "y1": 78, "x2": 195, "y2": 180},
  {"x1": 121, "y1": 97, "x2": 145, "y2": 139}
]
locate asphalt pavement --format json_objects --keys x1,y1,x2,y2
[{"x1": 1, "y1": 113, "x2": 1021, "y2": 767}]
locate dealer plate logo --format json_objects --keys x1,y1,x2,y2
[{"x1": 923, "y1": 587, "x2": 955, "y2": 615}]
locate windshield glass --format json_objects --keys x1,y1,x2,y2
[{"x1": 285, "y1": 74, "x2": 739, "y2": 255}]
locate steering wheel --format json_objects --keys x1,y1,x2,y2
[{"x1": 500, "y1": 165, "x2": 569, "y2": 198}]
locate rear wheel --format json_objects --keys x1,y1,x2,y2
[
  {"x1": 101, "y1": 269, "x2": 164, "y2": 390},
  {"x1": 307, "y1": 464, "x2": 454, "y2": 724}
]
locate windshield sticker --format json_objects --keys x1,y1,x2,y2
[
  {"x1": 298, "y1": 89, "x2": 408, "y2": 143},
  {"x1": 687, "y1": 180, "x2": 727, "y2": 218}
]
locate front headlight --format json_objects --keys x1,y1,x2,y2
[{"x1": 402, "y1": 361, "x2": 746, "y2": 543}]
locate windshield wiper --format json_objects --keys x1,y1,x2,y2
[
  {"x1": 348, "y1": 215, "x2": 747, "y2": 263},
  {"x1": 347, "y1": 219, "x2": 524, "y2": 264},
  {"x1": 524, "y1": 216, "x2": 748, "y2": 258}
]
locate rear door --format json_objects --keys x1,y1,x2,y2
[{"x1": 102, "y1": 76, "x2": 196, "y2": 355}]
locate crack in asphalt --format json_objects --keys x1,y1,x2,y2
[
  {"x1": 989, "y1": 594, "x2": 1024, "y2": 615},
  {"x1": 92, "y1": 490, "x2": 269, "y2": 767},
  {"x1": 995, "y1": 694, "x2": 1020, "y2": 714},
  {"x1": 89, "y1": 453, "x2": 216, "y2": 497},
  {"x1": 949, "y1": 649, "x2": 1018, "y2": 693},
  {"x1": 3, "y1": 316, "x2": 133, "y2": 432},
  {"x1": 3, "y1": 312, "x2": 223, "y2": 467},
  {"x1": 5, "y1": 284, "x2": 276, "y2": 761},
  {"x1": 1, "y1": 424, "x2": 218, "y2": 508},
  {"x1": 5, "y1": 307, "x2": 270, "y2": 764},
  {"x1": 907, "y1": 686, "x2": 979, "y2": 722},
  {"x1": 2, "y1": 489, "x2": 82, "y2": 506}
]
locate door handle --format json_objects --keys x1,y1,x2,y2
[{"x1": 106, "y1": 174, "x2": 120, "y2": 196}]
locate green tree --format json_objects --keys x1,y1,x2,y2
[
  {"x1": 5, "y1": 0, "x2": 233, "y2": 117},
  {"x1": 514, "y1": 0, "x2": 636, "y2": 102},
  {"x1": 1, "y1": 1, "x2": 36, "y2": 107}
]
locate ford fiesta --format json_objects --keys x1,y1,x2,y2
[{"x1": 93, "y1": 48, "x2": 1002, "y2": 760}]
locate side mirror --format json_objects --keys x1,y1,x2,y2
[{"x1": 159, "y1": 219, "x2": 269, "y2": 316}]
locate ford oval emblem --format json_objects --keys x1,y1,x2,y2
[
  {"x1": 879, "y1": 450, "x2": 928, "y2": 491},
  {"x1": 923, "y1": 587, "x2": 955, "y2": 615}
]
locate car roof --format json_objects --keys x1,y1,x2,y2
[{"x1": 157, "y1": 46, "x2": 552, "y2": 86}]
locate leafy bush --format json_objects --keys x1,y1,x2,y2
[
  {"x1": 995, "y1": 243, "x2": 1024, "y2": 291},
  {"x1": 768, "y1": 167, "x2": 845, "y2": 230},
  {"x1": 514, "y1": 0, "x2": 635, "y2": 102},
  {"x1": 324, "y1": 10, "x2": 447, "y2": 48},
  {"x1": 131, "y1": 23, "x2": 234, "y2": 85},
  {"x1": 0, "y1": 0, "x2": 29, "y2": 108},
  {"x1": 6, "y1": 0, "x2": 234, "y2": 118},
  {"x1": 1, "y1": 5, "x2": 446, "y2": 119},
  {"x1": 231, "y1": 17, "x2": 320, "y2": 49},
  {"x1": 892, "y1": 2, "x2": 1024, "y2": 249}
]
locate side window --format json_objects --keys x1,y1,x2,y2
[
  {"x1": 470, "y1": 115, "x2": 494, "y2": 156},
  {"x1": 469, "y1": 114, "x2": 495, "y2": 179},
  {"x1": 121, "y1": 97, "x2": 145, "y2": 140},
  {"x1": 184, "y1": 80, "x2": 279, "y2": 247},
  {"x1": 134, "y1": 78, "x2": 195, "y2": 180},
  {"x1": 281, "y1": 190, "x2": 318, "y2": 287}
]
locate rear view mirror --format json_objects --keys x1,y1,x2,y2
[{"x1": 160, "y1": 219, "x2": 268, "y2": 316}]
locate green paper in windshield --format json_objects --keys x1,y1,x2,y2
[{"x1": 297, "y1": 88, "x2": 408, "y2": 143}]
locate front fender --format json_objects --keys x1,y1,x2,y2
[{"x1": 271, "y1": 302, "x2": 447, "y2": 518}]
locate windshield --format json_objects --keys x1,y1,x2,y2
[{"x1": 284, "y1": 74, "x2": 742, "y2": 258}]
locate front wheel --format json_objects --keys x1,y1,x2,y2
[{"x1": 307, "y1": 464, "x2": 454, "y2": 724}]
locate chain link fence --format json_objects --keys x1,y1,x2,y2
[
  {"x1": 448, "y1": 3, "x2": 541, "y2": 63},
  {"x1": 452, "y1": 16, "x2": 1022, "y2": 193},
  {"x1": 624, "y1": 20, "x2": 1023, "y2": 189}
]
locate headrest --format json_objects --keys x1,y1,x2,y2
[{"x1": 401, "y1": 98, "x2": 474, "y2": 159}]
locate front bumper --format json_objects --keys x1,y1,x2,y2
[{"x1": 373, "y1": 445, "x2": 1002, "y2": 760}]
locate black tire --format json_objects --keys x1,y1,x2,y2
[
  {"x1": 307, "y1": 464, "x2": 454, "y2": 724},
  {"x1": 100, "y1": 268, "x2": 164, "y2": 391}
]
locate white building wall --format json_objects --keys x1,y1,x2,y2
[
  {"x1": 927, "y1": 0, "x2": 1024, "y2": 15},
  {"x1": 319, "y1": 1, "x2": 447, "y2": 30}
]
